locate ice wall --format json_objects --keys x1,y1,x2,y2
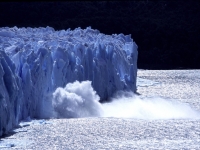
[{"x1": 0, "y1": 26, "x2": 138, "y2": 136}]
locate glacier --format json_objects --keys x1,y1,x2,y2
[{"x1": 0, "y1": 26, "x2": 138, "y2": 136}]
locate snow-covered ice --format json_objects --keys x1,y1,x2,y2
[{"x1": 0, "y1": 26, "x2": 138, "y2": 136}]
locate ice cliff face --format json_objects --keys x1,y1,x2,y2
[{"x1": 0, "y1": 26, "x2": 138, "y2": 136}]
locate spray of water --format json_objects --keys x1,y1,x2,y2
[
  {"x1": 52, "y1": 81, "x2": 103, "y2": 118},
  {"x1": 102, "y1": 91, "x2": 200, "y2": 119},
  {"x1": 50, "y1": 80, "x2": 200, "y2": 120}
]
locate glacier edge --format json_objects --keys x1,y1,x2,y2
[{"x1": 0, "y1": 26, "x2": 138, "y2": 136}]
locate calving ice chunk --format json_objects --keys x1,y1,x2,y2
[{"x1": 0, "y1": 26, "x2": 138, "y2": 136}]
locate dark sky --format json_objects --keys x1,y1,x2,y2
[{"x1": 0, "y1": 1, "x2": 200, "y2": 69}]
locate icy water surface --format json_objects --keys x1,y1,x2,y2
[
  {"x1": 0, "y1": 118, "x2": 200, "y2": 149},
  {"x1": 1, "y1": 70, "x2": 200, "y2": 149}
]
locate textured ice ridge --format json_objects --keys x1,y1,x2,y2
[{"x1": 0, "y1": 26, "x2": 138, "y2": 136}]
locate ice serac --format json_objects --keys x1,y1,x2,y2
[{"x1": 0, "y1": 26, "x2": 138, "y2": 136}]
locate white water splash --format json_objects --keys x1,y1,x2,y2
[{"x1": 50, "y1": 81, "x2": 200, "y2": 120}]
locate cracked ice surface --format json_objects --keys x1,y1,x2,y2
[{"x1": 0, "y1": 26, "x2": 138, "y2": 136}]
